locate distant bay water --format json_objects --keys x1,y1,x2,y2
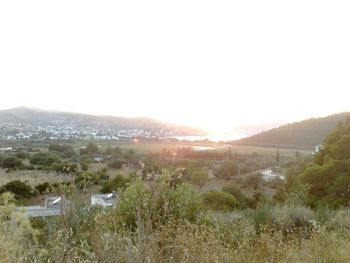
[{"x1": 172, "y1": 134, "x2": 248, "y2": 142}]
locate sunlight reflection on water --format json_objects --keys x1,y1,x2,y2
[{"x1": 172, "y1": 134, "x2": 247, "y2": 142}]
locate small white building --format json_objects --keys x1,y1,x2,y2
[
  {"x1": 93, "y1": 156, "x2": 104, "y2": 162},
  {"x1": 91, "y1": 192, "x2": 117, "y2": 207},
  {"x1": 45, "y1": 196, "x2": 66, "y2": 208}
]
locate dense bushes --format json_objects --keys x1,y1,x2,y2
[
  {"x1": 30, "y1": 152, "x2": 62, "y2": 166},
  {"x1": 35, "y1": 182, "x2": 51, "y2": 195},
  {"x1": 222, "y1": 183, "x2": 249, "y2": 209},
  {"x1": 4, "y1": 173, "x2": 350, "y2": 262},
  {"x1": 112, "y1": 175, "x2": 204, "y2": 229},
  {"x1": 0, "y1": 193, "x2": 40, "y2": 262},
  {"x1": 107, "y1": 159, "x2": 124, "y2": 169},
  {"x1": 75, "y1": 169, "x2": 109, "y2": 187},
  {"x1": 190, "y1": 170, "x2": 209, "y2": 191},
  {"x1": 49, "y1": 144, "x2": 75, "y2": 158}
]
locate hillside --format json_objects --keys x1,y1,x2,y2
[
  {"x1": 0, "y1": 107, "x2": 200, "y2": 135},
  {"x1": 232, "y1": 113, "x2": 350, "y2": 149}
]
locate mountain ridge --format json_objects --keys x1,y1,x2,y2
[
  {"x1": 0, "y1": 107, "x2": 201, "y2": 135},
  {"x1": 232, "y1": 112, "x2": 350, "y2": 149}
]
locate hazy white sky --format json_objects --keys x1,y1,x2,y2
[{"x1": 0, "y1": 1, "x2": 349, "y2": 131}]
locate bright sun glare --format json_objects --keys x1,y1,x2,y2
[{"x1": 0, "y1": 1, "x2": 349, "y2": 131}]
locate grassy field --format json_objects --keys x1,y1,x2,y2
[
  {"x1": 1, "y1": 138, "x2": 312, "y2": 156},
  {"x1": 70, "y1": 140, "x2": 311, "y2": 156},
  {"x1": 0, "y1": 165, "x2": 129, "y2": 186},
  {"x1": 0, "y1": 168, "x2": 73, "y2": 186}
]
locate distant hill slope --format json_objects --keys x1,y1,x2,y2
[
  {"x1": 232, "y1": 113, "x2": 350, "y2": 149},
  {"x1": 0, "y1": 107, "x2": 200, "y2": 134}
]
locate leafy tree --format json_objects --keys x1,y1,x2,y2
[
  {"x1": 80, "y1": 142, "x2": 99, "y2": 155},
  {"x1": 296, "y1": 117, "x2": 350, "y2": 207},
  {"x1": 1, "y1": 156, "x2": 23, "y2": 169},
  {"x1": 243, "y1": 173, "x2": 264, "y2": 190},
  {"x1": 215, "y1": 160, "x2": 238, "y2": 179},
  {"x1": 327, "y1": 173, "x2": 350, "y2": 207},
  {"x1": 228, "y1": 148, "x2": 233, "y2": 160},
  {"x1": 30, "y1": 152, "x2": 47, "y2": 165},
  {"x1": 0, "y1": 180, "x2": 35, "y2": 199},
  {"x1": 190, "y1": 170, "x2": 209, "y2": 192},
  {"x1": 35, "y1": 182, "x2": 50, "y2": 195},
  {"x1": 276, "y1": 149, "x2": 280, "y2": 163},
  {"x1": 273, "y1": 165, "x2": 308, "y2": 205}
]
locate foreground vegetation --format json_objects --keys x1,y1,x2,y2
[{"x1": 2, "y1": 176, "x2": 350, "y2": 263}]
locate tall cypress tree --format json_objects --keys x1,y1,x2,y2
[{"x1": 276, "y1": 149, "x2": 280, "y2": 163}]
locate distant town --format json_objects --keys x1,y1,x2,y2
[{"x1": 0, "y1": 123, "x2": 183, "y2": 141}]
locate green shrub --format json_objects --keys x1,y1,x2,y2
[
  {"x1": 80, "y1": 161, "x2": 90, "y2": 171},
  {"x1": 49, "y1": 144, "x2": 75, "y2": 158},
  {"x1": 242, "y1": 173, "x2": 264, "y2": 190},
  {"x1": 324, "y1": 209, "x2": 350, "y2": 234},
  {"x1": 0, "y1": 180, "x2": 35, "y2": 199},
  {"x1": 30, "y1": 152, "x2": 62, "y2": 166},
  {"x1": 215, "y1": 160, "x2": 238, "y2": 179},
  {"x1": 222, "y1": 183, "x2": 249, "y2": 209},
  {"x1": 244, "y1": 204, "x2": 273, "y2": 233},
  {"x1": 248, "y1": 190, "x2": 268, "y2": 208},
  {"x1": 15, "y1": 151, "x2": 29, "y2": 160},
  {"x1": 1, "y1": 156, "x2": 23, "y2": 169},
  {"x1": 29, "y1": 152, "x2": 47, "y2": 165},
  {"x1": 108, "y1": 159, "x2": 124, "y2": 169},
  {"x1": 190, "y1": 170, "x2": 209, "y2": 191},
  {"x1": 203, "y1": 191, "x2": 239, "y2": 212},
  {"x1": 272, "y1": 205, "x2": 317, "y2": 237},
  {"x1": 101, "y1": 174, "x2": 131, "y2": 193},
  {"x1": 0, "y1": 193, "x2": 41, "y2": 261},
  {"x1": 114, "y1": 175, "x2": 204, "y2": 229},
  {"x1": 35, "y1": 182, "x2": 51, "y2": 195}
]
